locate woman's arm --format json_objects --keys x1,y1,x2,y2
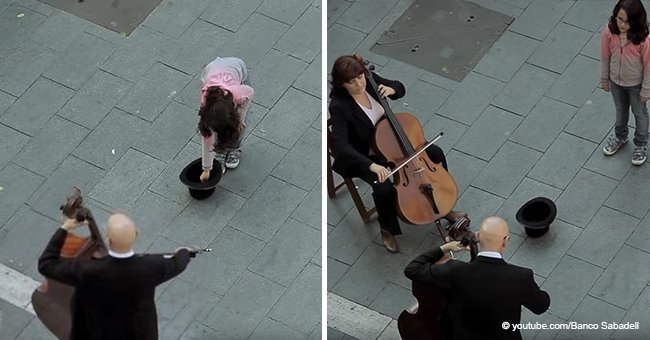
[{"x1": 329, "y1": 101, "x2": 374, "y2": 172}]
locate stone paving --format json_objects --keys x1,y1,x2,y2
[
  {"x1": 0, "y1": 0, "x2": 321, "y2": 339},
  {"x1": 327, "y1": 0, "x2": 650, "y2": 339}
]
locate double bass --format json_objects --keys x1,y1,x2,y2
[
  {"x1": 398, "y1": 217, "x2": 479, "y2": 339},
  {"x1": 365, "y1": 62, "x2": 459, "y2": 226},
  {"x1": 31, "y1": 187, "x2": 108, "y2": 339}
]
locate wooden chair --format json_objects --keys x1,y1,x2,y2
[{"x1": 326, "y1": 118, "x2": 377, "y2": 223}]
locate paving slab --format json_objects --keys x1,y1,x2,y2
[
  {"x1": 227, "y1": 13, "x2": 290, "y2": 68},
  {"x1": 253, "y1": 87, "x2": 321, "y2": 149},
  {"x1": 562, "y1": 0, "x2": 611, "y2": 33},
  {"x1": 564, "y1": 88, "x2": 615, "y2": 144},
  {"x1": 72, "y1": 108, "x2": 150, "y2": 170},
  {"x1": 528, "y1": 132, "x2": 597, "y2": 189},
  {"x1": 589, "y1": 245, "x2": 650, "y2": 310},
  {"x1": 554, "y1": 169, "x2": 619, "y2": 228},
  {"x1": 453, "y1": 105, "x2": 522, "y2": 161},
  {"x1": 472, "y1": 141, "x2": 541, "y2": 198},
  {"x1": 541, "y1": 255, "x2": 604, "y2": 320},
  {"x1": 437, "y1": 73, "x2": 505, "y2": 126},
  {"x1": 251, "y1": 49, "x2": 309, "y2": 109},
  {"x1": 100, "y1": 27, "x2": 175, "y2": 83},
  {"x1": 0, "y1": 77, "x2": 73, "y2": 136},
  {"x1": 275, "y1": 5, "x2": 322, "y2": 62},
  {"x1": 557, "y1": 295, "x2": 626, "y2": 339},
  {"x1": 272, "y1": 127, "x2": 321, "y2": 191},
  {"x1": 396, "y1": 80, "x2": 450, "y2": 127},
  {"x1": 508, "y1": 0, "x2": 575, "y2": 41},
  {"x1": 509, "y1": 96, "x2": 576, "y2": 152},
  {"x1": 491, "y1": 63, "x2": 557, "y2": 117},
  {"x1": 268, "y1": 263, "x2": 322, "y2": 334},
  {"x1": 545, "y1": 54, "x2": 600, "y2": 108},
  {"x1": 57, "y1": 70, "x2": 132, "y2": 130},
  {"x1": 249, "y1": 218, "x2": 320, "y2": 286},
  {"x1": 142, "y1": 0, "x2": 211, "y2": 39},
  {"x1": 337, "y1": 0, "x2": 399, "y2": 34},
  {"x1": 0, "y1": 4, "x2": 47, "y2": 59},
  {"x1": 509, "y1": 220, "x2": 582, "y2": 278},
  {"x1": 88, "y1": 148, "x2": 166, "y2": 210},
  {"x1": 163, "y1": 188, "x2": 246, "y2": 248},
  {"x1": 528, "y1": 23, "x2": 592, "y2": 75},
  {"x1": 42, "y1": 33, "x2": 116, "y2": 90},
  {"x1": 473, "y1": 31, "x2": 539, "y2": 83},
  {"x1": 203, "y1": 270, "x2": 286, "y2": 339},
  {"x1": 604, "y1": 163, "x2": 650, "y2": 218},
  {"x1": 31, "y1": 10, "x2": 90, "y2": 53},
  {"x1": 230, "y1": 176, "x2": 307, "y2": 242},
  {"x1": 159, "y1": 19, "x2": 232, "y2": 76},
  {"x1": 0, "y1": 163, "x2": 44, "y2": 228},
  {"x1": 13, "y1": 116, "x2": 89, "y2": 177},
  {"x1": 200, "y1": 0, "x2": 264, "y2": 33},
  {"x1": 0, "y1": 122, "x2": 29, "y2": 168}
]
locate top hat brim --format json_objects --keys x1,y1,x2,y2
[
  {"x1": 179, "y1": 158, "x2": 222, "y2": 190},
  {"x1": 516, "y1": 197, "x2": 557, "y2": 228}
]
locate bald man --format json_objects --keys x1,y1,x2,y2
[
  {"x1": 404, "y1": 216, "x2": 550, "y2": 340},
  {"x1": 38, "y1": 213, "x2": 192, "y2": 340}
]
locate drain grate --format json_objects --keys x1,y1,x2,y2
[
  {"x1": 371, "y1": 0, "x2": 513, "y2": 81},
  {"x1": 40, "y1": 0, "x2": 162, "y2": 36}
]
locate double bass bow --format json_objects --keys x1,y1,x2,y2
[
  {"x1": 398, "y1": 217, "x2": 479, "y2": 340},
  {"x1": 365, "y1": 62, "x2": 459, "y2": 225}
]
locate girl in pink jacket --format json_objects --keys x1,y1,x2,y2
[
  {"x1": 198, "y1": 57, "x2": 254, "y2": 181},
  {"x1": 601, "y1": 0, "x2": 649, "y2": 165}
]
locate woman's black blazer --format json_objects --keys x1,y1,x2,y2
[{"x1": 329, "y1": 72, "x2": 405, "y2": 177}]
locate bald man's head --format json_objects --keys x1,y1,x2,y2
[
  {"x1": 106, "y1": 213, "x2": 138, "y2": 253},
  {"x1": 476, "y1": 216, "x2": 509, "y2": 254}
]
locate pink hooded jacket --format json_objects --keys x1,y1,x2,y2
[{"x1": 601, "y1": 24, "x2": 650, "y2": 97}]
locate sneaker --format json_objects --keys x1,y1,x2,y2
[
  {"x1": 603, "y1": 135, "x2": 628, "y2": 155},
  {"x1": 632, "y1": 145, "x2": 648, "y2": 165},
  {"x1": 225, "y1": 149, "x2": 241, "y2": 169},
  {"x1": 214, "y1": 152, "x2": 226, "y2": 166}
]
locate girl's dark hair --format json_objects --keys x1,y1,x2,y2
[
  {"x1": 198, "y1": 86, "x2": 242, "y2": 151},
  {"x1": 609, "y1": 0, "x2": 649, "y2": 45},
  {"x1": 329, "y1": 55, "x2": 368, "y2": 98}
]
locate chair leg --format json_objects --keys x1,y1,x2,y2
[
  {"x1": 345, "y1": 178, "x2": 374, "y2": 223},
  {"x1": 327, "y1": 156, "x2": 336, "y2": 198}
]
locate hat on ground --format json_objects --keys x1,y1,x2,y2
[
  {"x1": 179, "y1": 158, "x2": 222, "y2": 200},
  {"x1": 515, "y1": 197, "x2": 556, "y2": 238}
]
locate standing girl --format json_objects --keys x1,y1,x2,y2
[
  {"x1": 198, "y1": 57, "x2": 254, "y2": 181},
  {"x1": 601, "y1": 0, "x2": 649, "y2": 165}
]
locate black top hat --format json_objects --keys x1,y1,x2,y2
[
  {"x1": 515, "y1": 197, "x2": 556, "y2": 237},
  {"x1": 179, "y1": 158, "x2": 222, "y2": 200}
]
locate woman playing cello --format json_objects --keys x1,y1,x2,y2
[{"x1": 328, "y1": 54, "x2": 466, "y2": 253}]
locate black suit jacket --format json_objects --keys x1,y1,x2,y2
[
  {"x1": 329, "y1": 72, "x2": 406, "y2": 177},
  {"x1": 38, "y1": 228, "x2": 191, "y2": 340},
  {"x1": 404, "y1": 248, "x2": 550, "y2": 340}
]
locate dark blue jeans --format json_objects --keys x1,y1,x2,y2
[{"x1": 610, "y1": 80, "x2": 649, "y2": 147}]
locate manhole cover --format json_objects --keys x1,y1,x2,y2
[
  {"x1": 39, "y1": 0, "x2": 162, "y2": 36},
  {"x1": 371, "y1": 0, "x2": 513, "y2": 81}
]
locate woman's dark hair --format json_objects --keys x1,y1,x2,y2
[
  {"x1": 198, "y1": 86, "x2": 242, "y2": 151},
  {"x1": 609, "y1": 0, "x2": 649, "y2": 45},
  {"x1": 329, "y1": 55, "x2": 368, "y2": 98}
]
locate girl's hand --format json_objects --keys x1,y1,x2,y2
[
  {"x1": 641, "y1": 95, "x2": 649, "y2": 104},
  {"x1": 369, "y1": 163, "x2": 391, "y2": 183},
  {"x1": 200, "y1": 170, "x2": 210, "y2": 182},
  {"x1": 377, "y1": 84, "x2": 396, "y2": 98},
  {"x1": 602, "y1": 80, "x2": 610, "y2": 92}
]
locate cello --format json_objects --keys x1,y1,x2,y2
[
  {"x1": 397, "y1": 216, "x2": 479, "y2": 339},
  {"x1": 31, "y1": 187, "x2": 108, "y2": 340},
  {"x1": 365, "y1": 62, "x2": 459, "y2": 226}
]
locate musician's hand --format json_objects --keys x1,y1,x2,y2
[
  {"x1": 200, "y1": 170, "x2": 210, "y2": 182},
  {"x1": 370, "y1": 163, "x2": 391, "y2": 183},
  {"x1": 61, "y1": 218, "x2": 86, "y2": 231},
  {"x1": 440, "y1": 241, "x2": 468, "y2": 253},
  {"x1": 377, "y1": 84, "x2": 396, "y2": 98}
]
